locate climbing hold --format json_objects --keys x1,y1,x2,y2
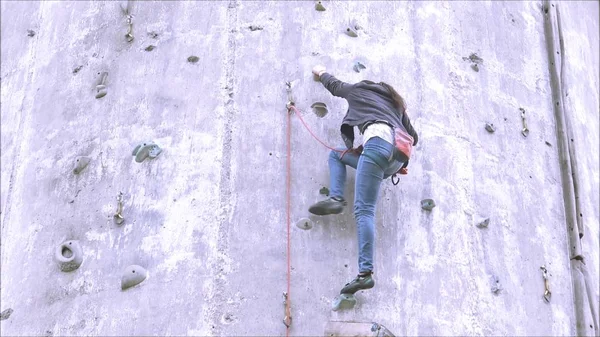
[
  {"x1": 248, "y1": 25, "x2": 263, "y2": 31},
  {"x1": 331, "y1": 293, "x2": 357, "y2": 311},
  {"x1": 319, "y1": 186, "x2": 330, "y2": 196},
  {"x1": 311, "y1": 102, "x2": 328, "y2": 117},
  {"x1": 72, "y1": 65, "x2": 83, "y2": 74},
  {"x1": 121, "y1": 265, "x2": 148, "y2": 290},
  {"x1": 73, "y1": 156, "x2": 91, "y2": 175},
  {"x1": 295, "y1": 218, "x2": 313, "y2": 230},
  {"x1": 476, "y1": 217, "x2": 490, "y2": 228},
  {"x1": 187, "y1": 56, "x2": 199, "y2": 63},
  {"x1": 95, "y1": 72, "x2": 108, "y2": 99},
  {"x1": 148, "y1": 31, "x2": 159, "y2": 39},
  {"x1": 545, "y1": 141, "x2": 552, "y2": 146},
  {"x1": 471, "y1": 64, "x2": 479, "y2": 72},
  {"x1": 144, "y1": 45, "x2": 156, "y2": 52},
  {"x1": 0, "y1": 308, "x2": 13, "y2": 321},
  {"x1": 132, "y1": 142, "x2": 163, "y2": 163},
  {"x1": 54, "y1": 240, "x2": 83, "y2": 272},
  {"x1": 491, "y1": 275, "x2": 502, "y2": 294},
  {"x1": 485, "y1": 123, "x2": 495, "y2": 133},
  {"x1": 463, "y1": 53, "x2": 484, "y2": 65},
  {"x1": 345, "y1": 25, "x2": 358, "y2": 37},
  {"x1": 353, "y1": 62, "x2": 366, "y2": 73},
  {"x1": 371, "y1": 322, "x2": 395, "y2": 337},
  {"x1": 421, "y1": 199, "x2": 436, "y2": 211},
  {"x1": 27, "y1": 30, "x2": 35, "y2": 37},
  {"x1": 315, "y1": 1, "x2": 326, "y2": 11}
]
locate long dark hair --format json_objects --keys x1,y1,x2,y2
[{"x1": 361, "y1": 80, "x2": 407, "y2": 114}]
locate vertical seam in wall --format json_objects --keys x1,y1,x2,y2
[
  {"x1": 542, "y1": 1, "x2": 596, "y2": 335},
  {"x1": 211, "y1": 0, "x2": 238, "y2": 335}
]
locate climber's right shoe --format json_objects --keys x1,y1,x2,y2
[
  {"x1": 308, "y1": 197, "x2": 347, "y2": 216},
  {"x1": 340, "y1": 273, "x2": 375, "y2": 294}
]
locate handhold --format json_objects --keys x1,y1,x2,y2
[
  {"x1": 188, "y1": 56, "x2": 199, "y2": 63},
  {"x1": 145, "y1": 45, "x2": 156, "y2": 51},
  {"x1": 345, "y1": 26, "x2": 358, "y2": 37},
  {"x1": 132, "y1": 142, "x2": 163, "y2": 163},
  {"x1": 311, "y1": 102, "x2": 328, "y2": 117},
  {"x1": 295, "y1": 218, "x2": 313, "y2": 230},
  {"x1": 148, "y1": 31, "x2": 159, "y2": 39},
  {"x1": 545, "y1": 141, "x2": 552, "y2": 146},
  {"x1": 471, "y1": 64, "x2": 479, "y2": 72},
  {"x1": 491, "y1": 275, "x2": 502, "y2": 294},
  {"x1": 353, "y1": 62, "x2": 366, "y2": 73},
  {"x1": 421, "y1": 199, "x2": 436, "y2": 211},
  {"x1": 476, "y1": 217, "x2": 490, "y2": 228},
  {"x1": 248, "y1": 25, "x2": 263, "y2": 31},
  {"x1": 73, "y1": 156, "x2": 91, "y2": 174},
  {"x1": 332, "y1": 293, "x2": 357, "y2": 311},
  {"x1": 319, "y1": 186, "x2": 329, "y2": 196},
  {"x1": 485, "y1": 123, "x2": 495, "y2": 133},
  {"x1": 27, "y1": 30, "x2": 35, "y2": 37},
  {"x1": 0, "y1": 308, "x2": 13, "y2": 321},
  {"x1": 315, "y1": 1, "x2": 326, "y2": 11},
  {"x1": 95, "y1": 72, "x2": 108, "y2": 99},
  {"x1": 72, "y1": 65, "x2": 83, "y2": 74},
  {"x1": 463, "y1": 53, "x2": 483, "y2": 64},
  {"x1": 54, "y1": 240, "x2": 83, "y2": 272},
  {"x1": 121, "y1": 265, "x2": 148, "y2": 290}
]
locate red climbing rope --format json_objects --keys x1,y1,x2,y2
[
  {"x1": 288, "y1": 105, "x2": 345, "y2": 153},
  {"x1": 285, "y1": 106, "x2": 292, "y2": 336}
]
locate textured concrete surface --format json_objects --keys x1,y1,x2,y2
[{"x1": 1, "y1": 1, "x2": 598, "y2": 336}]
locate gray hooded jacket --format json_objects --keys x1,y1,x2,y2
[{"x1": 319, "y1": 72, "x2": 419, "y2": 150}]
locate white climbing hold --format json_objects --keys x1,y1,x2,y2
[
  {"x1": 295, "y1": 218, "x2": 313, "y2": 230},
  {"x1": 54, "y1": 240, "x2": 83, "y2": 272},
  {"x1": 121, "y1": 265, "x2": 148, "y2": 290},
  {"x1": 73, "y1": 156, "x2": 91, "y2": 174}
]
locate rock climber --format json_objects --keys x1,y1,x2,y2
[{"x1": 308, "y1": 65, "x2": 418, "y2": 295}]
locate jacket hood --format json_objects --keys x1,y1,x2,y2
[{"x1": 355, "y1": 81, "x2": 392, "y2": 98}]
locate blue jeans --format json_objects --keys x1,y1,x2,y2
[{"x1": 328, "y1": 137, "x2": 403, "y2": 273}]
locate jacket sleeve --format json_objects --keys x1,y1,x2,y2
[
  {"x1": 319, "y1": 73, "x2": 353, "y2": 98},
  {"x1": 401, "y1": 113, "x2": 419, "y2": 146}
]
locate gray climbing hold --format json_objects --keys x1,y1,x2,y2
[
  {"x1": 311, "y1": 102, "x2": 328, "y2": 117},
  {"x1": 295, "y1": 218, "x2": 313, "y2": 230},
  {"x1": 248, "y1": 25, "x2": 263, "y2": 31},
  {"x1": 491, "y1": 275, "x2": 502, "y2": 294},
  {"x1": 72, "y1": 65, "x2": 83, "y2": 74},
  {"x1": 319, "y1": 186, "x2": 329, "y2": 196},
  {"x1": 0, "y1": 308, "x2": 13, "y2": 321},
  {"x1": 187, "y1": 56, "x2": 199, "y2": 63},
  {"x1": 471, "y1": 63, "x2": 479, "y2": 72},
  {"x1": 315, "y1": 1, "x2": 326, "y2": 11},
  {"x1": 476, "y1": 217, "x2": 490, "y2": 228},
  {"x1": 73, "y1": 156, "x2": 91, "y2": 174},
  {"x1": 54, "y1": 240, "x2": 83, "y2": 272},
  {"x1": 27, "y1": 30, "x2": 35, "y2": 37},
  {"x1": 132, "y1": 142, "x2": 163, "y2": 163},
  {"x1": 332, "y1": 293, "x2": 357, "y2": 311},
  {"x1": 485, "y1": 123, "x2": 495, "y2": 133},
  {"x1": 345, "y1": 25, "x2": 358, "y2": 37},
  {"x1": 371, "y1": 322, "x2": 395, "y2": 337},
  {"x1": 95, "y1": 72, "x2": 108, "y2": 99},
  {"x1": 145, "y1": 45, "x2": 155, "y2": 51},
  {"x1": 353, "y1": 62, "x2": 366, "y2": 73},
  {"x1": 421, "y1": 199, "x2": 436, "y2": 211},
  {"x1": 121, "y1": 265, "x2": 148, "y2": 290}
]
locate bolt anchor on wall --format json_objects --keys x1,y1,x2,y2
[
  {"x1": 540, "y1": 265, "x2": 551, "y2": 302},
  {"x1": 282, "y1": 292, "x2": 292, "y2": 328},
  {"x1": 114, "y1": 192, "x2": 125, "y2": 225},
  {"x1": 520, "y1": 108, "x2": 529, "y2": 137}
]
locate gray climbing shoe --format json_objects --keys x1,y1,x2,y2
[
  {"x1": 309, "y1": 197, "x2": 347, "y2": 215},
  {"x1": 340, "y1": 273, "x2": 375, "y2": 294}
]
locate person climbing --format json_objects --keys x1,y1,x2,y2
[{"x1": 308, "y1": 65, "x2": 418, "y2": 295}]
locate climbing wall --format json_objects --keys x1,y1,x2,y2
[{"x1": 1, "y1": 1, "x2": 598, "y2": 336}]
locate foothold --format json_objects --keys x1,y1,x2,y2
[
  {"x1": 73, "y1": 156, "x2": 91, "y2": 174},
  {"x1": 0, "y1": 308, "x2": 13, "y2": 321},
  {"x1": 132, "y1": 142, "x2": 163, "y2": 163},
  {"x1": 187, "y1": 56, "x2": 200, "y2": 63},
  {"x1": 319, "y1": 186, "x2": 329, "y2": 196},
  {"x1": 315, "y1": 1, "x2": 326, "y2": 11},
  {"x1": 485, "y1": 123, "x2": 495, "y2": 133},
  {"x1": 491, "y1": 275, "x2": 502, "y2": 294},
  {"x1": 471, "y1": 63, "x2": 479, "y2": 72},
  {"x1": 295, "y1": 217, "x2": 313, "y2": 230},
  {"x1": 145, "y1": 45, "x2": 156, "y2": 52},
  {"x1": 148, "y1": 31, "x2": 159, "y2": 39},
  {"x1": 345, "y1": 25, "x2": 358, "y2": 37},
  {"x1": 248, "y1": 25, "x2": 263, "y2": 31},
  {"x1": 27, "y1": 30, "x2": 36, "y2": 37},
  {"x1": 545, "y1": 141, "x2": 552, "y2": 146},
  {"x1": 332, "y1": 293, "x2": 357, "y2": 311},
  {"x1": 353, "y1": 62, "x2": 366, "y2": 73},
  {"x1": 421, "y1": 199, "x2": 436, "y2": 211},
  {"x1": 463, "y1": 53, "x2": 484, "y2": 65},
  {"x1": 54, "y1": 240, "x2": 83, "y2": 272},
  {"x1": 476, "y1": 217, "x2": 490, "y2": 228},
  {"x1": 121, "y1": 265, "x2": 148, "y2": 290},
  {"x1": 72, "y1": 65, "x2": 83, "y2": 74},
  {"x1": 311, "y1": 102, "x2": 329, "y2": 118}
]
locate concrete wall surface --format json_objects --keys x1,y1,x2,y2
[{"x1": 1, "y1": 1, "x2": 598, "y2": 336}]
